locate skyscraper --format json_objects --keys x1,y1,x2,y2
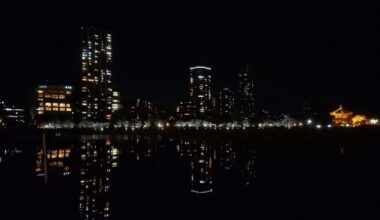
[
  {"x1": 80, "y1": 26, "x2": 113, "y2": 122},
  {"x1": 189, "y1": 66, "x2": 212, "y2": 119},
  {"x1": 176, "y1": 100, "x2": 197, "y2": 120},
  {"x1": 237, "y1": 65, "x2": 254, "y2": 120},
  {"x1": 218, "y1": 88, "x2": 235, "y2": 120},
  {"x1": 112, "y1": 90, "x2": 122, "y2": 113}
]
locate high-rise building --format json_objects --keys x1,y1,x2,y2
[
  {"x1": 218, "y1": 88, "x2": 235, "y2": 120},
  {"x1": 237, "y1": 65, "x2": 254, "y2": 120},
  {"x1": 176, "y1": 100, "x2": 196, "y2": 120},
  {"x1": 189, "y1": 66, "x2": 212, "y2": 119},
  {"x1": 35, "y1": 85, "x2": 73, "y2": 122},
  {"x1": 80, "y1": 26, "x2": 113, "y2": 122},
  {"x1": 112, "y1": 91, "x2": 122, "y2": 113}
]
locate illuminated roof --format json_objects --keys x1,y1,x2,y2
[
  {"x1": 330, "y1": 105, "x2": 353, "y2": 117},
  {"x1": 37, "y1": 85, "x2": 73, "y2": 90},
  {"x1": 190, "y1": 66, "x2": 211, "y2": 71}
]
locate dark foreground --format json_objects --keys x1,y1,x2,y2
[{"x1": 0, "y1": 129, "x2": 379, "y2": 219}]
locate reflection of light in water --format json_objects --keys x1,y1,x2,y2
[
  {"x1": 0, "y1": 147, "x2": 23, "y2": 165},
  {"x1": 176, "y1": 139, "x2": 214, "y2": 193},
  {"x1": 35, "y1": 147, "x2": 71, "y2": 177},
  {"x1": 220, "y1": 143, "x2": 235, "y2": 170},
  {"x1": 181, "y1": 140, "x2": 213, "y2": 194},
  {"x1": 340, "y1": 147, "x2": 345, "y2": 155},
  {"x1": 124, "y1": 136, "x2": 159, "y2": 161},
  {"x1": 241, "y1": 146, "x2": 256, "y2": 187},
  {"x1": 79, "y1": 137, "x2": 120, "y2": 219}
]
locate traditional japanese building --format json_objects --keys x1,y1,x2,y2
[
  {"x1": 330, "y1": 105, "x2": 368, "y2": 127},
  {"x1": 330, "y1": 105, "x2": 353, "y2": 126},
  {"x1": 351, "y1": 114, "x2": 367, "y2": 127}
]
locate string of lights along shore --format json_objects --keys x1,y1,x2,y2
[{"x1": 0, "y1": 26, "x2": 379, "y2": 129}]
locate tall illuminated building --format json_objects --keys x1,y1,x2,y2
[
  {"x1": 189, "y1": 66, "x2": 212, "y2": 119},
  {"x1": 218, "y1": 88, "x2": 235, "y2": 120},
  {"x1": 112, "y1": 90, "x2": 122, "y2": 113},
  {"x1": 35, "y1": 85, "x2": 73, "y2": 122},
  {"x1": 237, "y1": 65, "x2": 254, "y2": 120},
  {"x1": 176, "y1": 100, "x2": 196, "y2": 120},
  {"x1": 80, "y1": 26, "x2": 113, "y2": 122}
]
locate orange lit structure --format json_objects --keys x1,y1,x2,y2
[
  {"x1": 330, "y1": 105, "x2": 353, "y2": 126},
  {"x1": 351, "y1": 115, "x2": 367, "y2": 127},
  {"x1": 330, "y1": 105, "x2": 368, "y2": 127}
]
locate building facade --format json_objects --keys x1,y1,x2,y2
[
  {"x1": 218, "y1": 88, "x2": 235, "y2": 120},
  {"x1": 112, "y1": 90, "x2": 122, "y2": 113},
  {"x1": 189, "y1": 66, "x2": 212, "y2": 119},
  {"x1": 330, "y1": 105, "x2": 368, "y2": 127},
  {"x1": 80, "y1": 26, "x2": 113, "y2": 122},
  {"x1": 176, "y1": 100, "x2": 197, "y2": 120},
  {"x1": 237, "y1": 65, "x2": 254, "y2": 121},
  {"x1": 35, "y1": 85, "x2": 73, "y2": 122}
]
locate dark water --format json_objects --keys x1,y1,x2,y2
[{"x1": 0, "y1": 134, "x2": 379, "y2": 219}]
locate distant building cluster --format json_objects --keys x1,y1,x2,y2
[
  {"x1": 0, "y1": 100, "x2": 26, "y2": 128},
  {"x1": 176, "y1": 65, "x2": 255, "y2": 122}
]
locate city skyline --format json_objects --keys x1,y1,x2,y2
[
  {"x1": 0, "y1": 2, "x2": 379, "y2": 116},
  {"x1": 1, "y1": 3, "x2": 380, "y2": 219}
]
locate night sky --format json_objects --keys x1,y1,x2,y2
[{"x1": 1, "y1": 1, "x2": 379, "y2": 116}]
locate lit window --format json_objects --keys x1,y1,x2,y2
[
  {"x1": 53, "y1": 103, "x2": 59, "y2": 107},
  {"x1": 59, "y1": 103, "x2": 65, "y2": 107},
  {"x1": 51, "y1": 150, "x2": 57, "y2": 159},
  {"x1": 45, "y1": 103, "x2": 51, "y2": 107},
  {"x1": 53, "y1": 107, "x2": 59, "y2": 111}
]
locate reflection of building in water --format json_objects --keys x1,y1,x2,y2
[
  {"x1": 176, "y1": 140, "x2": 214, "y2": 194},
  {"x1": 175, "y1": 139, "x2": 194, "y2": 157},
  {"x1": 123, "y1": 135, "x2": 158, "y2": 161},
  {"x1": 220, "y1": 143, "x2": 235, "y2": 170},
  {"x1": 79, "y1": 138, "x2": 119, "y2": 219},
  {"x1": 35, "y1": 147, "x2": 72, "y2": 177},
  {"x1": 240, "y1": 146, "x2": 256, "y2": 187},
  {"x1": 0, "y1": 147, "x2": 23, "y2": 164},
  {"x1": 190, "y1": 142, "x2": 213, "y2": 194}
]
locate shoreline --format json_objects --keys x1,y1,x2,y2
[{"x1": 0, "y1": 127, "x2": 379, "y2": 144}]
